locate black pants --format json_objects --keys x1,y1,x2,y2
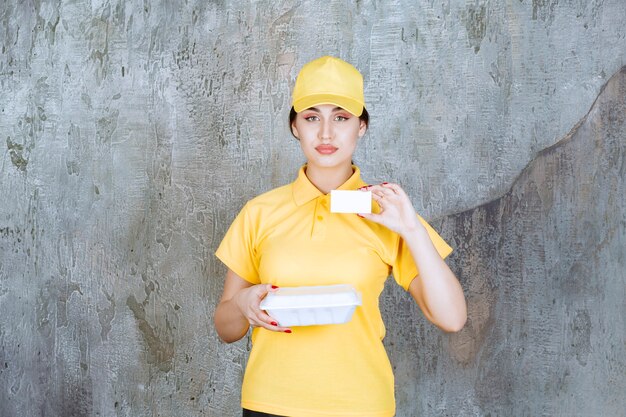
[{"x1": 242, "y1": 409, "x2": 285, "y2": 417}]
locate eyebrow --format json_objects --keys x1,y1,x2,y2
[{"x1": 306, "y1": 106, "x2": 345, "y2": 112}]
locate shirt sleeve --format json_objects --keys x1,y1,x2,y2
[
  {"x1": 215, "y1": 203, "x2": 261, "y2": 285},
  {"x1": 392, "y1": 214, "x2": 454, "y2": 291}
]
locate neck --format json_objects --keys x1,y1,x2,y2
[{"x1": 305, "y1": 163, "x2": 354, "y2": 194}]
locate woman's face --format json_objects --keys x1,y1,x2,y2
[{"x1": 291, "y1": 104, "x2": 367, "y2": 170}]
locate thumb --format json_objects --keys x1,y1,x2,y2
[
  {"x1": 357, "y1": 212, "x2": 384, "y2": 224},
  {"x1": 258, "y1": 283, "x2": 279, "y2": 298}
]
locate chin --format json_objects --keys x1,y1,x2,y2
[
  {"x1": 308, "y1": 158, "x2": 348, "y2": 169},
  {"x1": 305, "y1": 151, "x2": 350, "y2": 166}
]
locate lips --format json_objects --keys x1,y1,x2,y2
[{"x1": 315, "y1": 145, "x2": 338, "y2": 154}]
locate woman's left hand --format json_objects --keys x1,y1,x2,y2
[{"x1": 357, "y1": 183, "x2": 422, "y2": 237}]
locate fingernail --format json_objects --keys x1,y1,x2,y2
[
  {"x1": 382, "y1": 182, "x2": 389, "y2": 185},
  {"x1": 284, "y1": 329, "x2": 292, "y2": 333},
  {"x1": 271, "y1": 285, "x2": 279, "y2": 289},
  {"x1": 271, "y1": 321, "x2": 278, "y2": 326},
  {"x1": 356, "y1": 214, "x2": 364, "y2": 218}
]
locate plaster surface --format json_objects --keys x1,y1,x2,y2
[{"x1": 1, "y1": 1, "x2": 625, "y2": 416}]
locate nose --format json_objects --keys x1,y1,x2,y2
[{"x1": 319, "y1": 119, "x2": 333, "y2": 141}]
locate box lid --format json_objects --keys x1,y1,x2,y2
[{"x1": 260, "y1": 284, "x2": 362, "y2": 310}]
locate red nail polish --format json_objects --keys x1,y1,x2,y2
[
  {"x1": 284, "y1": 329, "x2": 292, "y2": 333},
  {"x1": 356, "y1": 214, "x2": 364, "y2": 218},
  {"x1": 271, "y1": 321, "x2": 278, "y2": 326},
  {"x1": 271, "y1": 285, "x2": 279, "y2": 289},
  {"x1": 382, "y1": 182, "x2": 389, "y2": 185}
]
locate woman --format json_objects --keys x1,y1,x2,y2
[{"x1": 214, "y1": 56, "x2": 467, "y2": 417}]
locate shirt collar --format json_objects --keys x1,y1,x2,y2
[{"x1": 292, "y1": 164, "x2": 367, "y2": 206}]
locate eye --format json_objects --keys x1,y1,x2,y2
[
  {"x1": 335, "y1": 114, "x2": 350, "y2": 121},
  {"x1": 303, "y1": 114, "x2": 319, "y2": 122}
]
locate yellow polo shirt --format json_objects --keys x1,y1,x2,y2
[{"x1": 216, "y1": 165, "x2": 452, "y2": 417}]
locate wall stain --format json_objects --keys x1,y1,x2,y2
[
  {"x1": 97, "y1": 289, "x2": 115, "y2": 341},
  {"x1": 6, "y1": 137, "x2": 28, "y2": 171},
  {"x1": 569, "y1": 309, "x2": 592, "y2": 366},
  {"x1": 56, "y1": 281, "x2": 83, "y2": 329},
  {"x1": 96, "y1": 109, "x2": 119, "y2": 145},
  {"x1": 531, "y1": 0, "x2": 564, "y2": 23},
  {"x1": 126, "y1": 294, "x2": 175, "y2": 372},
  {"x1": 82, "y1": 15, "x2": 112, "y2": 85},
  {"x1": 36, "y1": 278, "x2": 83, "y2": 335},
  {"x1": 464, "y1": 3, "x2": 487, "y2": 53}
]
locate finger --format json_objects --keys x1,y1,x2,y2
[
  {"x1": 254, "y1": 309, "x2": 279, "y2": 327},
  {"x1": 370, "y1": 190, "x2": 382, "y2": 199},
  {"x1": 380, "y1": 182, "x2": 398, "y2": 191},
  {"x1": 256, "y1": 306, "x2": 292, "y2": 332},
  {"x1": 367, "y1": 185, "x2": 387, "y2": 197},
  {"x1": 371, "y1": 190, "x2": 397, "y2": 204},
  {"x1": 357, "y1": 212, "x2": 385, "y2": 224},
  {"x1": 379, "y1": 187, "x2": 398, "y2": 198},
  {"x1": 265, "y1": 283, "x2": 280, "y2": 294},
  {"x1": 381, "y1": 182, "x2": 409, "y2": 198},
  {"x1": 250, "y1": 319, "x2": 290, "y2": 332},
  {"x1": 255, "y1": 284, "x2": 279, "y2": 302},
  {"x1": 363, "y1": 184, "x2": 383, "y2": 192},
  {"x1": 253, "y1": 312, "x2": 292, "y2": 332},
  {"x1": 258, "y1": 283, "x2": 272, "y2": 295},
  {"x1": 248, "y1": 312, "x2": 270, "y2": 329},
  {"x1": 370, "y1": 192, "x2": 386, "y2": 206},
  {"x1": 374, "y1": 192, "x2": 393, "y2": 203},
  {"x1": 368, "y1": 184, "x2": 396, "y2": 198}
]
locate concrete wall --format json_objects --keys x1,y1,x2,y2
[
  {"x1": 1, "y1": 1, "x2": 624, "y2": 416},
  {"x1": 383, "y1": 66, "x2": 626, "y2": 416}
]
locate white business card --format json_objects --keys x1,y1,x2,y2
[{"x1": 330, "y1": 190, "x2": 372, "y2": 214}]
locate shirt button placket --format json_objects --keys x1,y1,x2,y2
[{"x1": 312, "y1": 196, "x2": 328, "y2": 240}]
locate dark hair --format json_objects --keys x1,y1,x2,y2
[{"x1": 288, "y1": 106, "x2": 369, "y2": 138}]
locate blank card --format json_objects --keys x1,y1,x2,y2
[{"x1": 330, "y1": 190, "x2": 372, "y2": 214}]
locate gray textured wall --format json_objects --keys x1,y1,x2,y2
[{"x1": 1, "y1": 1, "x2": 624, "y2": 416}]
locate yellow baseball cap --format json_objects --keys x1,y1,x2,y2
[{"x1": 292, "y1": 56, "x2": 365, "y2": 117}]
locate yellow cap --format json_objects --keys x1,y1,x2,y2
[{"x1": 292, "y1": 56, "x2": 365, "y2": 117}]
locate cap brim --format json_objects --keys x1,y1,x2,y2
[{"x1": 293, "y1": 94, "x2": 364, "y2": 117}]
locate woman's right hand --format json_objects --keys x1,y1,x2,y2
[
  {"x1": 215, "y1": 270, "x2": 292, "y2": 342},
  {"x1": 232, "y1": 284, "x2": 292, "y2": 333}
]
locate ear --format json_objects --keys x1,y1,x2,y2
[
  {"x1": 358, "y1": 120, "x2": 367, "y2": 138},
  {"x1": 291, "y1": 123, "x2": 300, "y2": 140}
]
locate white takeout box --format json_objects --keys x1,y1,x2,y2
[{"x1": 260, "y1": 284, "x2": 362, "y2": 327}]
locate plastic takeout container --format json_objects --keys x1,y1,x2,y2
[{"x1": 260, "y1": 284, "x2": 362, "y2": 327}]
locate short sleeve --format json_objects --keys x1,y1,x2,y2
[
  {"x1": 215, "y1": 204, "x2": 261, "y2": 285},
  {"x1": 392, "y1": 214, "x2": 454, "y2": 291}
]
